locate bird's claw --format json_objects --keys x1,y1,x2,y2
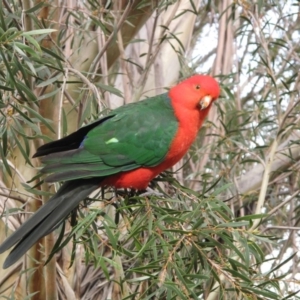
[{"x1": 139, "y1": 187, "x2": 164, "y2": 198}]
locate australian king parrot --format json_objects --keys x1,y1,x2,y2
[{"x1": 0, "y1": 74, "x2": 220, "y2": 268}]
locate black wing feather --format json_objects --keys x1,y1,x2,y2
[{"x1": 33, "y1": 116, "x2": 114, "y2": 158}]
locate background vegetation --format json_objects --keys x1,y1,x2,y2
[{"x1": 0, "y1": 0, "x2": 300, "y2": 299}]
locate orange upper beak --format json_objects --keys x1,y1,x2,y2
[{"x1": 199, "y1": 95, "x2": 213, "y2": 110}]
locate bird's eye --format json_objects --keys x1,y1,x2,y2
[{"x1": 195, "y1": 85, "x2": 200, "y2": 90}]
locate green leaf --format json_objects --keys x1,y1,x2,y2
[
  {"x1": 235, "y1": 214, "x2": 268, "y2": 221},
  {"x1": 267, "y1": 252, "x2": 297, "y2": 275},
  {"x1": 216, "y1": 221, "x2": 249, "y2": 228},
  {"x1": 0, "y1": 85, "x2": 14, "y2": 91},
  {"x1": 0, "y1": 140, "x2": 11, "y2": 176},
  {"x1": 223, "y1": 268, "x2": 252, "y2": 283},
  {"x1": 36, "y1": 73, "x2": 62, "y2": 87},
  {"x1": 219, "y1": 233, "x2": 246, "y2": 263},
  {"x1": 14, "y1": 42, "x2": 39, "y2": 58},
  {"x1": 21, "y1": 183, "x2": 52, "y2": 196},
  {"x1": 211, "y1": 183, "x2": 232, "y2": 196},
  {"x1": 23, "y1": 105, "x2": 55, "y2": 133},
  {"x1": 10, "y1": 128, "x2": 33, "y2": 166},
  {"x1": 22, "y1": 29, "x2": 57, "y2": 36},
  {"x1": 23, "y1": 34, "x2": 42, "y2": 52},
  {"x1": 24, "y1": 1, "x2": 48, "y2": 13},
  {"x1": 243, "y1": 287, "x2": 279, "y2": 299},
  {"x1": 102, "y1": 218, "x2": 118, "y2": 250},
  {"x1": 41, "y1": 46, "x2": 65, "y2": 61},
  {"x1": 95, "y1": 82, "x2": 123, "y2": 97}
]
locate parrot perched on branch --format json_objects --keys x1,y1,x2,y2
[{"x1": 0, "y1": 74, "x2": 220, "y2": 268}]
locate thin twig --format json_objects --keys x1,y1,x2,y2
[
  {"x1": 263, "y1": 226, "x2": 300, "y2": 231},
  {"x1": 58, "y1": 69, "x2": 68, "y2": 139},
  {"x1": 0, "y1": 192, "x2": 26, "y2": 204},
  {"x1": 88, "y1": 0, "x2": 134, "y2": 76},
  {"x1": 66, "y1": 67, "x2": 102, "y2": 109},
  {"x1": 117, "y1": 30, "x2": 131, "y2": 103}
]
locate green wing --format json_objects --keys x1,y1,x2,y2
[{"x1": 41, "y1": 93, "x2": 178, "y2": 182}]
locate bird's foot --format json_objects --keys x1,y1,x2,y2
[{"x1": 139, "y1": 187, "x2": 164, "y2": 198}]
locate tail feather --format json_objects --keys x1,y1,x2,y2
[{"x1": 0, "y1": 179, "x2": 100, "y2": 269}]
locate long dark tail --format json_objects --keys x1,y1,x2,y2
[{"x1": 0, "y1": 179, "x2": 100, "y2": 269}]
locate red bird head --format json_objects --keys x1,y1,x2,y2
[{"x1": 169, "y1": 75, "x2": 220, "y2": 111}]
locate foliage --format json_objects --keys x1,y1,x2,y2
[
  {"x1": 0, "y1": 0, "x2": 300, "y2": 299},
  {"x1": 64, "y1": 181, "x2": 287, "y2": 299}
]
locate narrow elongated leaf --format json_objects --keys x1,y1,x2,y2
[{"x1": 22, "y1": 29, "x2": 57, "y2": 36}]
